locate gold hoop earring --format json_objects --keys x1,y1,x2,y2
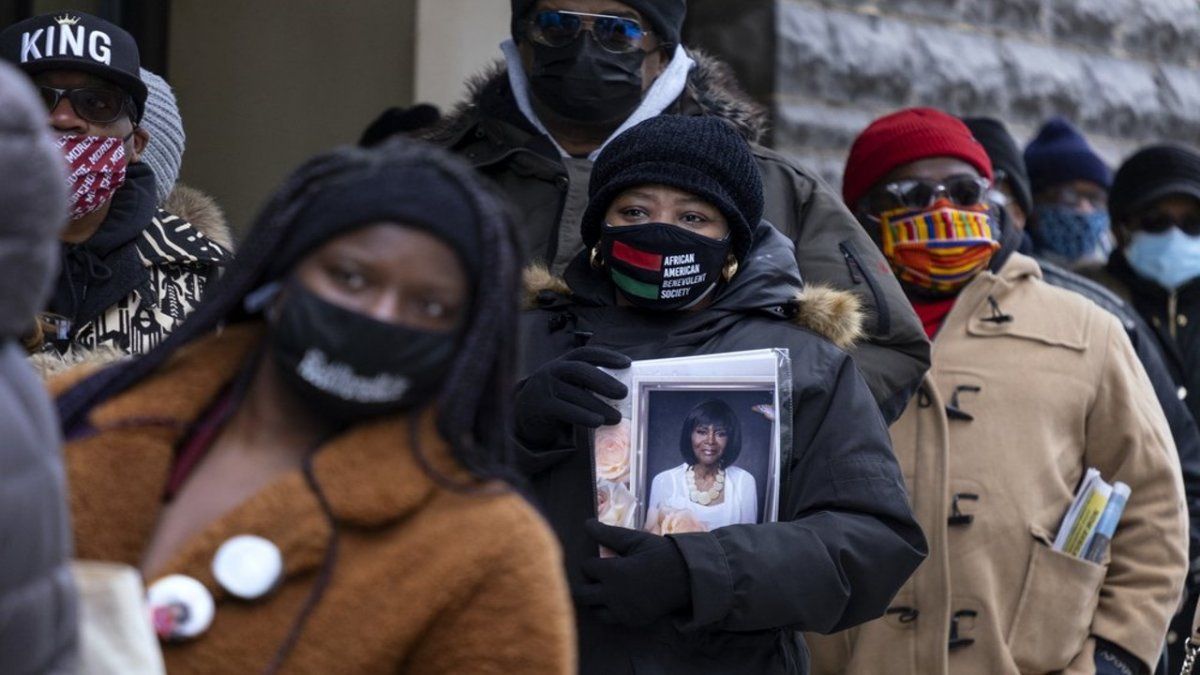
[
  {"x1": 722, "y1": 257, "x2": 739, "y2": 282},
  {"x1": 591, "y1": 246, "x2": 604, "y2": 270}
]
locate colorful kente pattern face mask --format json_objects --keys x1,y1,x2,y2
[{"x1": 879, "y1": 200, "x2": 1000, "y2": 294}]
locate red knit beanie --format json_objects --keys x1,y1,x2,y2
[{"x1": 842, "y1": 107, "x2": 994, "y2": 208}]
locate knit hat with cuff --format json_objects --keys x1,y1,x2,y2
[
  {"x1": 582, "y1": 115, "x2": 764, "y2": 266},
  {"x1": 843, "y1": 107, "x2": 994, "y2": 208}
]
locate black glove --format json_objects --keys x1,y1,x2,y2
[
  {"x1": 514, "y1": 347, "x2": 630, "y2": 448},
  {"x1": 1094, "y1": 638, "x2": 1145, "y2": 675},
  {"x1": 575, "y1": 519, "x2": 691, "y2": 627},
  {"x1": 359, "y1": 104, "x2": 441, "y2": 147}
]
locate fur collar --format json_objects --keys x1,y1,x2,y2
[
  {"x1": 428, "y1": 49, "x2": 768, "y2": 146},
  {"x1": 523, "y1": 265, "x2": 865, "y2": 350},
  {"x1": 162, "y1": 184, "x2": 235, "y2": 252}
]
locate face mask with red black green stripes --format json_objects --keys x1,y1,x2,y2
[{"x1": 600, "y1": 223, "x2": 732, "y2": 310}]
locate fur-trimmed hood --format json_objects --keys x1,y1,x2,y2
[
  {"x1": 426, "y1": 49, "x2": 768, "y2": 147},
  {"x1": 523, "y1": 223, "x2": 865, "y2": 350}
]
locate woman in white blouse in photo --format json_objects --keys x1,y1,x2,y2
[{"x1": 645, "y1": 399, "x2": 759, "y2": 533}]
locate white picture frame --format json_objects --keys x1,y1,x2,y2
[{"x1": 593, "y1": 350, "x2": 791, "y2": 540}]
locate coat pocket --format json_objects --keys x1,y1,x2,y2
[{"x1": 1007, "y1": 525, "x2": 1107, "y2": 673}]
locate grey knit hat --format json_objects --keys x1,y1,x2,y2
[
  {"x1": 0, "y1": 61, "x2": 68, "y2": 337},
  {"x1": 139, "y1": 68, "x2": 185, "y2": 205}
]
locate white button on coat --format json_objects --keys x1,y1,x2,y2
[
  {"x1": 212, "y1": 535, "x2": 284, "y2": 601},
  {"x1": 148, "y1": 574, "x2": 215, "y2": 641}
]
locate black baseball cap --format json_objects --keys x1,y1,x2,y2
[{"x1": 0, "y1": 11, "x2": 147, "y2": 121}]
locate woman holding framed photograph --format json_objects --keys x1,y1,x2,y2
[
  {"x1": 50, "y1": 140, "x2": 574, "y2": 674},
  {"x1": 515, "y1": 114, "x2": 927, "y2": 674},
  {"x1": 645, "y1": 399, "x2": 758, "y2": 533}
]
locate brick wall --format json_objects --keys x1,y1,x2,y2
[{"x1": 685, "y1": 0, "x2": 1200, "y2": 190}]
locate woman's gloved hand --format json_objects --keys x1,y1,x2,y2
[
  {"x1": 514, "y1": 347, "x2": 630, "y2": 449},
  {"x1": 575, "y1": 519, "x2": 691, "y2": 627},
  {"x1": 1094, "y1": 638, "x2": 1145, "y2": 675}
]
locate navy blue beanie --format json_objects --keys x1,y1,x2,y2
[
  {"x1": 582, "y1": 115, "x2": 763, "y2": 265},
  {"x1": 510, "y1": 0, "x2": 686, "y2": 46},
  {"x1": 1024, "y1": 116, "x2": 1112, "y2": 194}
]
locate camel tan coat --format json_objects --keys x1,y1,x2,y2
[
  {"x1": 51, "y1": 324, "x2": 576, "y2": 674},
  {"x1": 807, "y1": 253, "x2": 1188, "y2": 675}
]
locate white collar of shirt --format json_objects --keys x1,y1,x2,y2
[{"x1": 500, "y1": 39, "x2": 697, "y2": 161}]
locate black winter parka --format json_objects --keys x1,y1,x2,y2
[{"x1": 517, "y1": 223, "x2": 928, "y2": 674}]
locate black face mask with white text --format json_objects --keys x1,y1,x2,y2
[
  {"x1": 600, "y1": 223, "x2": 731, "y2": 311},
  {"x1": 529, "y1": 33, "x2": 646, "y2": 125},
  {"x1": 268, "y1": 284, "x2": 457, "y2": 424}
]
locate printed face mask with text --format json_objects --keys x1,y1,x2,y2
[
  {"x1": 58, "y1": 135, "x2": 129, "y2": 219},
  {"x1": 601, "y1": 223, "x2": 731, "y2": 311}
]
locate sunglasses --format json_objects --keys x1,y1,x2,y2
[
  {"x1": 881, "y1": 176, "x2": 992, "y2": 210},
  {"x1": 1137, "y1": 212, "x2": 1200, "y2": 237},
  {"x1": 527, "y1": 10, "x2": 652, "y2": 54},
  {"x1": 38, "y1": 85, "x2": 132, "y2": 125}
]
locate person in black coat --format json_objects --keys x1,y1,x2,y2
[
  {"x1": 0, "y1": 62, "x2": 78, "y2": 674},
  {"x1": 515, "y1": 115, "x2": 927, "y2": 674}
]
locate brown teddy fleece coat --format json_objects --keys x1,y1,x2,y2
[{"x1": 51, "y1": 323, "x2": 576, "y2": 674}]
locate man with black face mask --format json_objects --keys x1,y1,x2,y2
[{"x1": 399, "y1": 0, "x2": 930, "y2": 423}]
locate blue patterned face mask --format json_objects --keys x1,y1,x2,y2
[
  {"x1": 1031, "y1": 205, "x2": 1114, "y2": 265},
  {"x1": 1125, "y1": 228, "x2": 1200, "y2": 291}
]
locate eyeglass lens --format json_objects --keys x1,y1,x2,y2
[
  {"x1": 532, "y1": 11, "x2": 647, "y2": 52},
  {"x1": 889, "y1": 177, "x2": 989, "y2": 209},
  {"x1": 39, "y1": 86, "x2": 126, "y2": 124}
]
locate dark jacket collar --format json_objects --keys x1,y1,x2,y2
[
  {"x1": 537, "y1": 222, "x2": 865, "y2": 351},
  {"x1": 84, "y1": 162, "x2": 158, "y2": 258},
  {"x1": 424, "y1": 50, "x2": 768, "y2": 158},
  {"x1": 49, "y1": 164, "x2": 158, "y2": 330}
]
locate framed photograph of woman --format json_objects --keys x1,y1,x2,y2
[{"x1": 592, "y1": 350, "x2": 790, "y2": 540}]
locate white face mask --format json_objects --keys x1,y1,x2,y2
[{"x1": 1125, "y1": 228, "x2": 1200, "y2": 290}]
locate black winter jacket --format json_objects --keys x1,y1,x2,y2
[
  {"x1": 518, "y1": 223, "x2": 928, "y2": 674},
  {"x1": 1092, "y1": 253, "x2": 1200, "y2": 430},
  {"x1": 1082, "y1": 253, "x2": 1200, "y2": 670},
  {"x1": 1040, "y1": 260, "x2": 1200, "y2": 562},
  {"x1": 424, "y1": 52, "x2": 930, "y2": 423}
]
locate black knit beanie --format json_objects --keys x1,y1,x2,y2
[
  {"x1": 1109, "y1": 144, "x2": 1200, "y2": 224},
  {"x1": 510, "y1": 0, "x2": 687, "y2": 46},
  {"x1": 582, "y1": 115, "x2": 764, "y2": 265},
  {"x1": 264, "y1": 161, "x2": 482, "y2": 285},
  {"x1": 963, "y1": 117, "x2": 1033, "y2": 217}
]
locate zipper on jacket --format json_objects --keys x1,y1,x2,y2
[
  {"x1": 841, "y1": 246, "x2": 862, "y2": 284},
  {"x1": 839, "y1": 241, "x2": 890, "y2": 336}
]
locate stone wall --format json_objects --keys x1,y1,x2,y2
[{"x1": 685, "y1": 0, "x2": 1200, "y2": 190}]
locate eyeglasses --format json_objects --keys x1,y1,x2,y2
[
  {"x1": 880, "y1": 176, "x2": 992, "y2": 210},
  {"x1": 38, "y1": 86, "x2": 132, "y2": 125},
  {"x1": 527, "y1": 10, "x2": 653, "y2": 54},
  {"x1": 1137, "y1": 212, "x2": 1200, "y2": 237},
  {"x1": 1040, "y1": 184, "x2": 1107, "y2": 210}
]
